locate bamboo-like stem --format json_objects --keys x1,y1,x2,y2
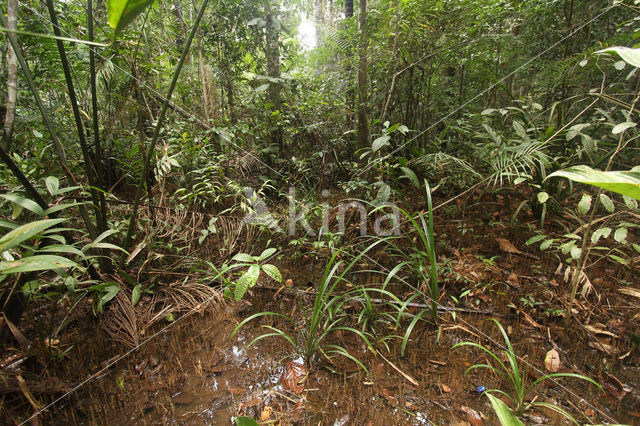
[
  {"x1": 121, "y1": 0, "x2": 211, "y2": 256},
  {"x1": 88, "y1": 0, "x2": 111, "y2": 272},
  {"x1": 45, "y1": 0, "x2": 103, "y2": 234},
  {"x1": 0, "y1": 10, "x2": 97, "y2": 239},
  {"x1": 0, "y1": 148, "x2": 48, "y2": 210},
  {"x1": 88, "y1": 0, "x2": 108, "y2": 232}
]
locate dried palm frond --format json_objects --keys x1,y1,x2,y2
[
  {"x1": 102, "y1": 289, "x2": 139, "y2": 349},
  {"x1": 228, "y1": 150, "x2": 262, "y2": 178},
  {"x1": 141, "y1": 281, "x2": 223, "y2": 334}
]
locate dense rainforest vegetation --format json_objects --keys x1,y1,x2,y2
[{"x1": 1, "y1": 0, "x2": 639, "y2": 424}]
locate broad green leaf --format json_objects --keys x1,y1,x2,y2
[
  {"x1": 259, "y1": 247, "x2": 277, "y2": 261},
  {"x1": 591, "y1": 227, "x2": 612, "y2": 244},
  {"x1": 537, "y1": 192, "x2": 549, "y2": 203},
  {"x1": 612, "y1": 121, "x2": 636, "y2": 135},
  {"x1": 83, "y1": 242, "x2": 128, "y2": 253},
  {"x1": 566, "y1": 123, "x2": 589, "y2": 141},
  {"x1": 540, "y1": 239, "x2": 554, "y2": 251},
  {"x1": 400, "y1": 167, "x2": 420, "y2": 188},
  {"x1": 0, "y1": 219, "x2": 65, "y2": 253},
  {"x1": 547, "y1": 165, "x2": 640, "y2": 201},
  {"x1": 513, "y1": 120, "x2": 527, "y2": 140},
  {"x1": 623, "y1": 195, "x2": 637, "y2": 209},
  {"x1": 0, "y1": 255, "x2": 77, "y2": 274},
  {"x1": 376, "y1": 184, "x2": 391, "y2": 204},
  {"x1": 578, "y1": 193, "x2": 592, "y2": 215},
  {"x1": 132, "y1": 284, "x2": 141, "y2": 306},
  {"x1": 235, "y1": 265, "x2": 260, "y2": 300},
  {"x1": 526, "y1": 235, "x2": 546, "y2": 245},
  {"x1": 372, "y1": 135, "x2": 390, "y2": 153},
  {"x1": 599, "y1": 193, "x2": 614, "y2": 213},
  {"x1": 44, "y1": 202, "x2": 82, "y2": 217},
  {"x1": 581, "y1": 134, "x2": 596, "y2": 154},
  {"x1": 0, "y1": 194, "x2": 44, "y2": 217},
  {"x1": 38, "y1": 244, "x2": 86, "y2": 258},
  {"x1": 232, "y1": 253, "x2": 255, "y2": 263},
  {"x1": 97, "y1": 285, "x2": 120, "y2": 312},
  {"x1": 570, "y1": 246, "x2": 582, "y2": 260},
  {"x1": 45, "y1": 176, "x2": 60, "y2": 196},
  {"x1": 614, "y1": 227, "x2": 628, "y2": 244},
  {"x1": 597, "y1": 46, "x2": 640, "y2": 68},
  {"x1": 107, "y1": 0, "x2": 156, "y2": 35},
  {"x1": 261, "y1": 264, "x2": 282, "y2": 282},
  {"x1": 614, "y1": 60, "x2": 626, "y2": 70},
  {"x1": 609, "y1": 254, "x2": 628, "y2": 265},
  {"x1": 233, "y1": 417, "x2": 259, "y2": 426},
  {"x1": 485, "y1": 393, "x2": 524, "y2": 426}
]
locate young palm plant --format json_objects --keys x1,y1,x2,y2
[
  {"x1": 370, "y1": 180, "x2": 439, "y2": 323},
  {"x1": 231, "y1": 239, "x2": 390, "y2": 371},
  {"x1": 453, "y1": 318, "x2": 601, "y2": 424}
]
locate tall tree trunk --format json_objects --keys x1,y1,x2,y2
[
  {"x1": 356, "y1": 0, "x2": 369, "y2": 151},
  {"x1": 381, "y1": 0, "x2": 399, "y2": 123},
  {"x1": 226, "y1": 78, "x2": 235, "y2": 124},
  {"x1": 2, "y1": 0, "x2": 18, "y2": 152},
  {"x1": 344, "y1": 0, "x2": 355, "y2": 127},
  {"x1": 265, "y1": 0, "x2": 282, "y2": 152},
  {"x1": 173, "y1": 0, "x2": 187, "y2": 50},
  {"x1": 345, "y1": 0, "x2": 353, "y2": 18},
  {"x1": 314, "y1": 0, "x2": 325, "y2": 47}
]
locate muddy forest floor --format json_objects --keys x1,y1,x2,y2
[{"x1": 1, "y1": 186, "x2": 639, "y2": 425}]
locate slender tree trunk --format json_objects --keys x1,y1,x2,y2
[
  {"x1": 314, "y1": 0, "x2": 325, "y2": 47},
  {"x1": 457, "y1": 63, "x2": 465, "y2": 119},
  {"x1": 2, "y1": 0, "x2": 18, "y2": 152},
  {"x1": 265, "y1": 0, "x2": 282, "y2": 152},
  {"x1": 356, "y1": 0, "x2": 369, "y2": 151},
  {"x1": 173, "y1": 0, "x2": 187, "y2": 50},
  {"x1": 344, "y1": 0, "x2": 355, "y2": 127},
  {"x1": 227, "y1": 78, "x2": 235, "y2": 124},
  {"x1": 197, "y1": 36, "x2": 210, "y2": 119},
  {"x1": 381, "y1": 0, "x2": 399, "y2": 123}
]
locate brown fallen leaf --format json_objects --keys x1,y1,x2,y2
[
  {"x1": 544, "y1": 349, "x2": 560, "y2": 373},
  {"x1": 521, "y1": 310, "x2": 543, "y2": 329},
  {"x1": 602, "y1": 372, "x2": 632, "y2": 403},
  {"x1": 460, "y1": 405, "x2": 482, "y2": 426},
  {"x1": 406, "y1": 401, "x2": 420, "y2": 411},
  {"x1": 441, "y1": 383, "x2": 452, "y2": 393},
  {"x1": 506, "y1": 272, "x2": 520, "y2": 288},
  {"x1": 280, "y1": 361, "x2": 307, "y2": 394},
  {"x1": 584, "y1": 324, "x2": 618, "y2": 339},
  {"x1": 589, "y1": 340, "x2": 618, "y2": 355},
  {"x1": 496, "y1": 238, "x2": 521, "y2": 254},
  {"x1": 379, "y1": 387, "x2": 398, "y2": 405},
  {"x1": 618, "y1": 287, "x2": 640, "y2": 299}
]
